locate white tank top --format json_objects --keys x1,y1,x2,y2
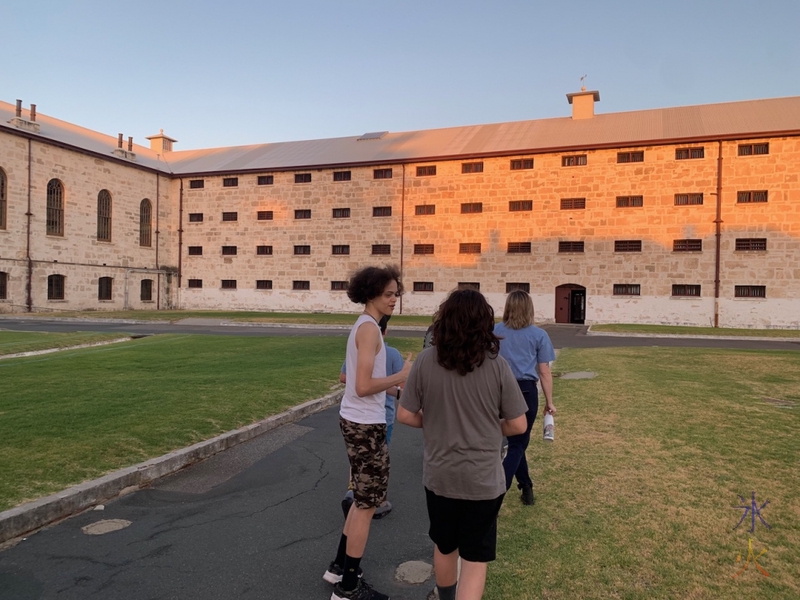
[{"x1": 340, "y1": 314, "x2": 387, "y2": 424}]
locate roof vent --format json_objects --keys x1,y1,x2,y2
[
  {"x1": 357, "y1": 131, "x2": 388, "y2": 141},
  {"x1": 9, "y1": 99, "x2": 41, "y2": 133},
  {"x1": 146, "y1": 129, "x2": 178, "y2": 153},
  {"x1": 566, "y1": 88, "x2": 600, "y2": 120}
]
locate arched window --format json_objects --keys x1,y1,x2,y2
[
  {"x1": 46, "y1": 179, "x2": 64, "y2": 236},
  {"x1": 140, "y1": 199, "x2": 152, "y2": 247},
  {"x1": 47, "y1": 274, "x2": 65, "y2": 300},
  {"x1": 141, "y1": 279, "x2": 153, "y2": 302},
  {"x1": 98, "y1": 277, "x2": 113, "y2": 301},
  {"x1": 97, "y1": 190, "x2": 112, "y2": 241},
  {"x1": 0, "y1": 168, "x2": 7, "y2": 230},
  {"x1": 0, "y1": 271, "x2": 8, "y2": 300}
]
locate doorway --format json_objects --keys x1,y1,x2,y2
[{"x1": 555, "y1": 284, "x2": 586, "y2": 324}]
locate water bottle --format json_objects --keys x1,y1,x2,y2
[{"x1": 543, "y1": 413, "x2": 554, "y2": 442}]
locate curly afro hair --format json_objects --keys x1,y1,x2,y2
[{"x1": 347, "y1": 265, "x2": 403, "y2": 305}]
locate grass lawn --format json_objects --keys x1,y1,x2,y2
[
  {"x1": 0, "y1": 331, "x2": 128, "y2": 356},
  {"x1": 590, "y1": 323, "x2": 800, "y2": 338},
  {"x1": 0, "y1": 333, "x2": 420, "y2": 512},
  {"x1": 488, "y1": 347, "x2": 800, "y2": 599}
]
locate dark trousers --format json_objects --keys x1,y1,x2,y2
[{"x1": 502, "y1": 379, "x2": 539, "y2": 490}]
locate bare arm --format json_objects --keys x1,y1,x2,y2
[
  {"x1": 501, "y1": 414, "x2": 527, "y2": 436},
  {"x1": 396, "y1": 405, "x2": 423, "y2": 428},
  {"x1": 538, "y1": 362, "x2": 556, "y2": 415},
  {"x1": 354, "y1": 323, "x2": 412, "y2": 397}
]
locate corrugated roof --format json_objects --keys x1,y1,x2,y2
[{"x1": 3, "y1": 95, "x2": 800, "y2": 177}]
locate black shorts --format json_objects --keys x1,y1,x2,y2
[{"x1": 425, "y1": 488, "x2": 505, "y2": 563}]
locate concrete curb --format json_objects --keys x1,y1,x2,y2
[
  {"x1": 585, "y1": 329, "x2": 800, "y2": 342},
  {"x1": 0, "y1": 388, "x2": 344, "y2": 545}
]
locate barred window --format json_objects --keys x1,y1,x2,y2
[
  {"x1": 333, "y1": 171, "x2": 351, "y2": 182},
  {"x1": 97, "y1": 189, "x2": 112, "y2": 241},
  {"x1": 372, "y1": 244, "x2": 391, "y2": 255},
  {"x1": 738, "y1": 143, "x2": 769, "y2": 156},
  {"x1": 415, "y1": 204, "x2": 435, "y2": 215},
  {"x1": 459, "y1": 243, "x2": 482, "y2": 254},
  {"x1": 374, "y1": 168, "x2": 393, "y2": 179},
  {"x1": 0, "y1": 168, "x2": 6, "y2": 230},
  {"x1": 139, "y1": 199, "x2": 152, "y2": 247},
  {"x1": 257, "y1": 175, "x2": 274, "y2": 185},
  {"x1": 294, "y1": 245, "x2": 311, "y2": 255},
  {"x1": 221, "y1": 246, "x2": 238, "y2": 255},
  {"x1": 256, "y1": 280, "x2": 273, "y2": 290},
  {"x1": 509, "y1": 200, "x2": 533, "y2": 212},
  {"x1": 293, "y1": 280, "x2": 310, "y2": 290},
  {"x1": 413, "y1": 282, "x2": 434, "y2": 292},
  {"x1": 331, "y1": 281, "x2": 349, "y2": 290},
  {"x1": 188, "y1": 246, "x2": 203, "y2": 255},
  {"x1": 187, "y1": 279, "x2": 203, "y2": 288},
  {"x1": 140, "y1": 279, "x2": 153, "y2": 302},
  {"x1": 189, "y1": 179, "x2": 204, "y2": 189},
  {"x1": 373, "y1": 206, "x2": 392, "y2": 217},
  {"x1": 673, "y1": 239, "x2": 702, "y2": 252},
  {"x1": 46, "y1": 179, "x2": 65, "y2": 236},
  {"x1": 510, "y1": 159, "x2": 534, "y2": 170},
  {"x1": 416, "y1": 165, "x2": 436, "y2": 176},
  {"x1": 222, "y1": 211, "x2": 238, "y2": 221},
  {"x1": 676, "y1": 147, "x2": 704, "y2": 160},
  {"x1": 257, "y1": 210, "x2": 274, "y2": 220},
  {"x1": 558, "y1": 241, "x2": 585, "y2": 253},
  {"x1": 295, "y1": 173, "x2": 312, "y2": 183},
  {"x1": 222, "y1": 177, "x2": 238, "y2": 187},
  {"x1": 256, "y1": 245, "x2": 273, "y2": 255},
  {"x1": 616, "y1": 195, "x2": 643, "y2": 208},
  {"x1": 562, "y1": 155, "x2": 587, "y2": 167},
  {"x1": 295, "y1": 209, "x2": 311, "y2": 219},
  {"x1": 333, "y1": 208, "x2": 351, "y2": 218},
  {"x1": 735, "y1": 285, "x2": 766, "y2": 298},
  {"x1": 221, "y1": 279, "x2": 237, "y2": 289},
  {"x1": 617, "y1": 151, "x2": 644, "y2": 163},
  {"x1": 674, "y1": 193, "x2": 704, "y2": 206},
  {"x1": 332, "y1": 245, "x2": 350, "y2": 255},
  {"x1": 98, "y1": 276, "x2": 113, "y2": 301},
  {"x1": 414, "y1": 244, "x2": 435, "y2": 255},
  {"x1": 461, "y1": 202, "x2": 483, "y2": 214},
  {"x1": 737, "y1": 190, "x2": 768, "y2": 204},
  {"x1": 672, "y1": 285, "x2": 701, "y2": 297},
  {"x1": 735, "y1": 238, "x2": 767, "y2": 251},
  {"x1": 614, "y1": 240, "x2": 642, "y2": 252},
  {"x1": 507, "y1": 242, "x2": 531, "y2": 253},
  {"x1": 189, "y1": 213, "x2": 204, "y2": 222},
  {"x1": 0, "y1": 271, "x2": 7, "y2": 300},
  {"x1": 462, "y1": 162, "x2": 484, "y2": 174},
  {"x1": 458, "y1": 282, "x2": 480, "y2": 291},
  {"x1": 561, "y1": 197, "x2": 586, "y2": 210},
  {"x1": 506, "y1": 282, "x2": 530, "y2": 293},
  {"x1": 613, "y1": 284, "x2": 640, "y2": 296},
  {"x1": 48, "y1": 274, "x2": 65, "y2": 300}
]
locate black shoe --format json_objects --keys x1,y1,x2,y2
[
  {"x1": 331, "y1": 578, "x2": 389, "y2": 600},
  {"x1": 521, "y1": 484, "x2": 535, "y2": 506},
  {"x1": 341, "y1": 491, "x2": 354, "y2": 519},
  {"x1": 323, "y1": 561, "x2": 363, "y2": 585}
]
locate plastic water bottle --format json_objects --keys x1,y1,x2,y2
[{"x1": 543, "y1": 413, "x2": 554, "y2": 442}]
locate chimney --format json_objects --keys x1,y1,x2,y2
[
  {"x1": 146, "y1": 129, "x2": 177, "y2": 153},
  {"x1": 15, "y1": 100, "x2": 22, "y2": 118},
  {"x1": 30, "y1": 104, "x2": 36, "y2": 122},
  {"x1": 566, "y1": 87, "x2": 600, "y2": 120},
  {"x1": 118, "y1": 133, "x2": 124, "y2": 149},
  {"x1": 128, "y1": 136, "x2": 133, "y2": 152}
]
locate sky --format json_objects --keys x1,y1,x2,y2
[{"x1": 3, "y1": 0, "x2": 799, "y2": 151}]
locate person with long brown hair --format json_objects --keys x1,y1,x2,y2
[{"x1": 397, "y1": 289, "x2": 527, "y2": 600}]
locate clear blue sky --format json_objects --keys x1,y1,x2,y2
[{"x1": 3, "y1": 0, "x2": 799, "y2": 150}]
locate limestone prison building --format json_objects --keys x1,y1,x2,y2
[{"x1": 0, "y1": 90, "x2": 798, "y2": 328}]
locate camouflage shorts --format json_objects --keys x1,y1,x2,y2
[{"x1": 340, "y1": 417, "x2": 390, "y2": 509}]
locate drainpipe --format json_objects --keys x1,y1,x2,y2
[
  {"x1": 155, "y1": 173, "x2": 161, "y2": 309},
  {"x1": 399, "y1": 164, "x2": 405, "y2": 314},
  {"x1": 713, "y1": 140, "x2": 723, "y2": 328},
  {"x1": 25, "y1": 139, "x2": 33, "y2": 312},
  {"x1": 178, "y1": 178, "x2": 184, "y2": 295}
]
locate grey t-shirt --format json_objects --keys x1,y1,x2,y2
[{"x1": 400, "y1": 347, "x2": 527, "y2": 500}]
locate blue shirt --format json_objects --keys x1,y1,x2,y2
[
  {"x1": 341, "y1": 343, "x2": 404, "y2": 424},
  {"x1": 493, "y1": 322, "x2": 555, "y2": 381}
]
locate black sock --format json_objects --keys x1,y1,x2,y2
[
  {"x1": 437, "y1": 583, "x2": 457, "y2": 600},
  {"x1": 342, "y1": 554, "x2": 362, "y2": 590},
  {"x1": 334, "y1": 534, "x2": 348, "y2": 567}
]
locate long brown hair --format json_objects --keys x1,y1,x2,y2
[{"x1": 433, "y1": 289, "x2": 500, "y2": 375}]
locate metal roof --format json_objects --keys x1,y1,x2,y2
[{"x1": 3, "y1": 95, "x2": 800, "y2": 177}]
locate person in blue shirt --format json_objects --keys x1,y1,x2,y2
[{"x1": 494, "y1": 290, "x2": 557, "y2": 506}]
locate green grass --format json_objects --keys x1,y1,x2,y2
[
  {"x1": 488, "y1": 347, "x2": 800, "y2": 599},
  {"x1": 0, "y1": 331, "x2": 129, "y2": 356},
  {"x1": 590, "y1": 323, "x2": 800, "y2": 337},
  {"x1": 19, "y1": 309, "x2": 434, "y2": 326}
]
